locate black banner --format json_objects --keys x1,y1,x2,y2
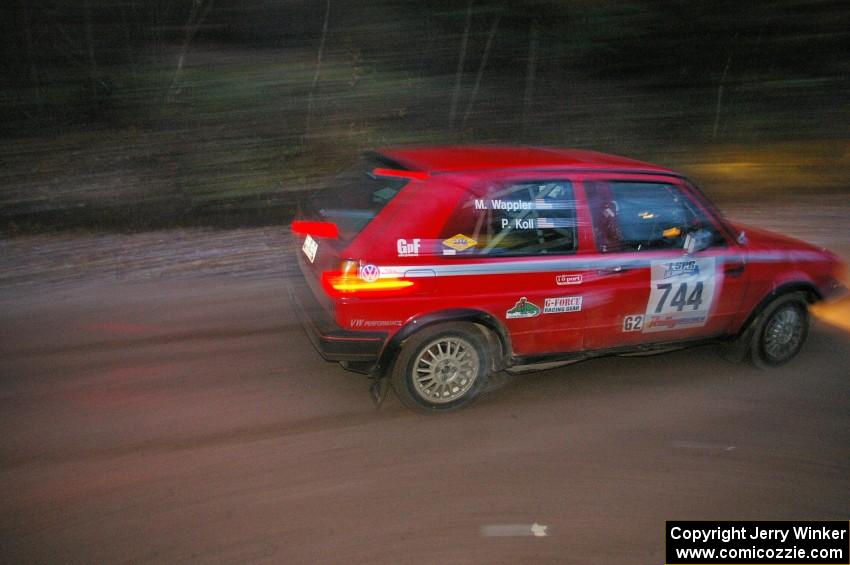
[{"x1": 666, "y1": 521, "x2": 849, "y2": 564}]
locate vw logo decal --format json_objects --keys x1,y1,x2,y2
[{"x1": 359, "y1": 264, "x2": 380, "y2": 282}]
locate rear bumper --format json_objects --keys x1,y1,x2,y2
[{"x1": 287, "y1": 277, "x2": 387, "y2": 363}]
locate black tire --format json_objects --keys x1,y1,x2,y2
[
  {"x1": 749, "y1": 292, "x2": 810, "y2": 368},
  {"x1": 390, "y1": 322, "x2": 490, "y2": 412}
]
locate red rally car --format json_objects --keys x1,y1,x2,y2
[{"x1": 289, "y1": 146, "x2": 846, "y2": 411}]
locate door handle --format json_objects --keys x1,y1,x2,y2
[
  {"x1": 724, "y1": 262, "x2": 745, "y2": 277},
  {"x1": 597, "y1": 265, "x2": 631, "y2": 275}
]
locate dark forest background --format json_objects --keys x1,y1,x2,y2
[{"x1": 2, "y1": 0, "x2": 848, "y2": 232}]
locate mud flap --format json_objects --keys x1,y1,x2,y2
[
  {"x1": 368, "y1": 371, "x2": 391, "y2": 408},
  {"x1": 719, "y1": 322, "x2": 757, "y2": 363}
]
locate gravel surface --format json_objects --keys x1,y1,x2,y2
[
  {"x1": 1, "y1": 198, "x2": 848, "y2": 564},
  {"x1": 725, "y1": 195, "x2": 850, "y2": 250},
  {"x1": 0, "y1": 227, "x2": 295, "y2": 294}
]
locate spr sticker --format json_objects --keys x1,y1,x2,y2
[
  {"x1": 506, "y1": 297, "x2": 540, "y2": 319},
  {"x1": 644, "y1": 257, "x2": 719, "y2": 332}
]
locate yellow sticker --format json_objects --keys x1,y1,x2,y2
[
  {"x1": 663, "y1": 227, "x2": 682, "y2": 238},
  {"x1": 442, "y1": 234, "x2": 478, "y2": 252}
]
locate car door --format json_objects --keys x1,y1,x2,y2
[{"x1": 580, "y1": 176, "x2": 749, "y2": 350}]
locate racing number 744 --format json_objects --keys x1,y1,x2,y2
[{"x1": 654, "y1": 281, "x2": 704, "y2": 313}]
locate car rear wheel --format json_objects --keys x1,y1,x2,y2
[
  {"x1": 390, "y1": 322, "x2": 490, "y2": 412},
  {"x1": 750, "y1": 292, "x2": 809, "y2": 368}
]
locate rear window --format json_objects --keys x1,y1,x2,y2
[
  {"x1": 439, "y1": 180, "x2": 578, "y2": 256},
  {"x1": 305, "y1": 156, "x2": 410, "y2": 241}
]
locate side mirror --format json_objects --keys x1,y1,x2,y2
[
  {"x1": 684, "y1": 229, "x2": 713, "y2": 255},
  {"x1": 736, "y1": 230, "x2": 748, "y2": 245}
]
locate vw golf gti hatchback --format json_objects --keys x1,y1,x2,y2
[{"x1": 289, "y1": 146, "x2": 846, "y2": 411}]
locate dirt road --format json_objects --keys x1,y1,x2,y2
[{"x1": 1, "y1": 201, "x2": 849, "y2": 564}]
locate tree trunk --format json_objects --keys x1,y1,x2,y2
[
  {"x1": 305, "y1": 0, "x2": 331, "y2": 140},
  {"x1": 449, "y1": 0, "x2": 473, "y2": 131},
  {"x1": 167, "y1": 0, "x2": 216, "y2": 101},
  {"x1": 522, "y1": 20, "x2": 538, "y2": 132},
  {"x1": 712, "y1": 39, "x2": 735, "y2": 140},
  {"x1": 84, "y1": 0, "x2": 99, "y2": 103},
  {"x1": 21, "y1": 0, "x2": 41, "y2": 109},
  {"x1": 462, "y1": 13, "x2": 500, "y2": 130}
]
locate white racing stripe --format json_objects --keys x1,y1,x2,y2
[
  {"x1": 376, "y1": 250, "x2": 828, "y2": 279},
  {"x1": 380, "y1": 257, "x2": 644, "y2": 278}
]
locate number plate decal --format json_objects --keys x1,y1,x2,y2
[
  {"x1": 302, "y1": 234, "x2": 318, "y2": 263},
  {"x1": 623, "y1": 315, "x2": 644, "y2": 332},
  {"x1": 643, "y1": 257, "x2": 720, "y2": 332}
]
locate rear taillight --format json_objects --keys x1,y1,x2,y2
[
  {"x1": 322, "y1": 260, "x2": 414, "y2": 296},
  {"x1": 291, "y1": 220, "x2": 339, "y2": 239}
]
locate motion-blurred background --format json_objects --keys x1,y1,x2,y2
[
  {"x1": 2, "y1": 0, "x2": 848, "y2": 232},
  {"x1": 2, "y1": 6, "x2": 849, "y2": 562}
]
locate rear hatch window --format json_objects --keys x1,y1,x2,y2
[{"x1": 299, "y1": 155, "x2": 412, "y2": 243}]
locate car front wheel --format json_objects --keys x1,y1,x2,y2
[
  {"x1": 390, "y1": 322, "x2": 490, "y2": 412},
  {"x1": 750, "y1": 292, "x2": 810, "y2": 368}
]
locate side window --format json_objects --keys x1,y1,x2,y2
[
  {"x1": 440, "y1": 180, "x2": 577, "y2": 256},
  {"x1": 586, "y1": 181, "x2": 725, "y2": 253}
]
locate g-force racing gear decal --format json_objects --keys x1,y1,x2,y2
[
  {"x1": 543, "y1": 296, "x2": 582, "y2": 314},
  {"x1": 644, "y1": 257, "x2": 720, "y2": 332},
  {"x1": 506, "y1": 297, "x2": 541, "y2": 319}
]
